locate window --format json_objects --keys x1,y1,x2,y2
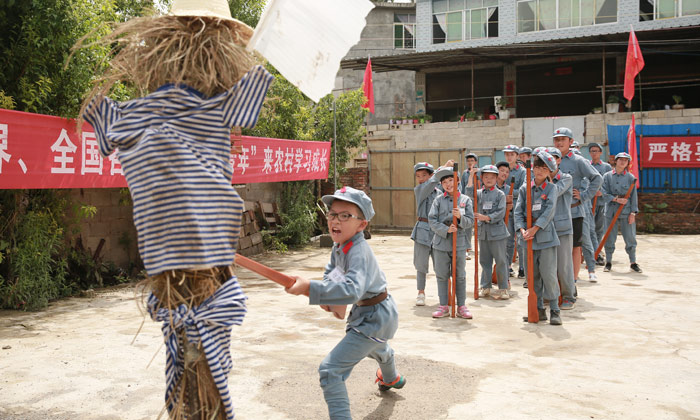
[
  {"x1": 517, "y1": 0, "x2": 617, "y2": 33},
  {"x1": 394, "y1": 14, "x2": 416, "y2": 49},
  {"x1": 432, "y1": 0, "x2": 498, "y2": 44},
  {"x1": 639, "y1": 0, "x2": 700, "y2": 21}
]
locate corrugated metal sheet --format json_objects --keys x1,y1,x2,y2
[{"x1": 607, "y1": 123, "x2": 700, "y2": 193}]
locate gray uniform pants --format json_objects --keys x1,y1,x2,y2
[
  {"x1": 506, "y1": 216, "x2": 516, "y2": 269},
  {"x1": 594, "y1": 204, "x2": 607, "y2": 246},
  {"x1": 479, "y1": 238, "x2": 509, "y2": 290},
  {"x1": 556, "y1": 233, "x2": 576, "y2": 302},
  {"x1": 320, "y1": 329, "x2": 397, "y2": 420},
  {"x1": 523, "y1": 246, "x2": 560, "y2": 311},
  {"x1": 604, "y1": 215, "x2": 637, "y2": 263},
  {"x1": 581, "y1": 212, "x2": 597, "y2": 274},
  {"x1": 433, "y1": 249, "x2": 467, "y2": 306},
  {"x1": 413, "y1": 242, "x2": 433, "y2": 290}
]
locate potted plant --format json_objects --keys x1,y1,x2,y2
[
  {"x1": 672, "y1": 95, "x2": 684, "y2": 109},
  {"x1": 412, "y1": 115, "x2": 419, "y2": 124},
  {"x1": 606, "y1": 95, "x2": 620, "y2": 113},
  {"x1": 464, "y1": 110, "x2": 477, "y2": 121},
  {"x1": 424, "y1": 114, "x2": 432, "y2": 123},
  {"x1": 592, "y1": 107, "x2": 602, "y2": 114}
]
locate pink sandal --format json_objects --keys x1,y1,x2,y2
[
  {"x1": 432, "y1": 305, "x2": 450, "y2": 318},
  {"x1": 457, "y1": 305, "x2": 473, "y2": 319}
]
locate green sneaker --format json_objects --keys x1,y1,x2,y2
[{"x1": 376, "y1": 369, "x2": 406, "y2": 391}]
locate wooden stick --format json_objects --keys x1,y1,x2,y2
[
  {"x1": 473, "y1": 171, "x2": 479, "y2": 301},
  {"x1": 592, "y1": 195, "x2": 599, "y2": 216},
  {"x1": 594, "y1": 182, "x2": 635, "y2": 259},
  {"x1": 525, "y1": 162, "x2": 539, "y2": 323},
  {"x1": 450, "y1": 163, "x2": 459, "y2": 317},
  {"x1": 234, "y1": 254, "x2": 295, "y2": 288}
]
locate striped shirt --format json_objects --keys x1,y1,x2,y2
[{"x1": 84, "y1": 65, "x2": 273, "y2": 275}]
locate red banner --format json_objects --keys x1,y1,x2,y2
[
  {"x1": 0, "y1": 109, "x2": 330, "y2": 189},
  {"x1": 641, "y1": 136, "x2": 700, "y2": 168}
]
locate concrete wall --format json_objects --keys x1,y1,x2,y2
[{"x1": 364, "y1": 108, "x2": 700, "y2": 151}]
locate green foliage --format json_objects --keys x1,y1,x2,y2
[
  {"x1": 0, "y1": 0, "x2": 151, "y2": 117},
  {"x1": 0, "y1": 209, "x2": 69, "y2": 311},
  {"x1": 229, "y1": 0, "x2": 266, "y2": 27},
  {"x1": 607, "y1": 94, "x2": 620, "y2": 104},
  {"x1": 672, "y1": 95, "x2": 683, "y2": 105},
  {"x1": 276, "y1": 181, "x2": 318, "y2": 247},
  {"x1": 0, "y1": 90, "x2": 16, "y2": 109}
]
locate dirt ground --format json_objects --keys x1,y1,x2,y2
[{"x1": 1, "y1": 233, "x2": 699, "y2": 420}]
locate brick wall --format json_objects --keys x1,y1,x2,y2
[{"x1": 637, "y1": 192, "x2": 700, "y2": 233}]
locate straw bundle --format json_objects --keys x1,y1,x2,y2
[
  {"x1": 144, "y1": 266, "x2": 234, "y2": 420},
  {"x1": 77, "y1": 13, "x2": 255, "y2": 128}
]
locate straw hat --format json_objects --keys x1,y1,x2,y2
[{"x1": 171, "y1": 0, "x2": 254, "y2": 39}]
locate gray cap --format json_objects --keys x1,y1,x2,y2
[
  {"x1": 322, "y1": 186, "x2": 375, "y2": 221},
  {"x1": 480, "y1": 164, "x2": 499, "y2": 175},
  {"x1": 553, "y1": 127, "x2": 573, "y2": 139},
  {"x1": 502, "y1": 144, "x2": 520, "y2": 153},
  {"x1": 588, "y1": 142, "x2": 603, "y2": 151},
  {"x1": 615, "y1": 152, "x2": 632, "y2": 160},
  {"x1": 571, "y1": 140, "x2": 580, "y2": 148},
  {"x1": 519, "y1": 146, "x2": 532, "y2": 155},
  {"x1": 435, "y1": 166, "x2": 457, "y2": 182},
  {"x1": 414, "y1": 162, "x2": 435, "y2": 174},
  {"x1": 547, "y1": 147, "x2": 562, "y2": 159},
  {"x1": 466, "y1": 152, "x2": 478, "y2": 160},
  {"x1": 533, "y1": 146, "x2": 547, "y2": 154},
  {"x1": 535, "y1": 151, "x2": 557, "y2": 172}
]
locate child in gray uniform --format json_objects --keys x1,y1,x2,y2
[
  {"x1": 285, "y1": 187, "x2": 405, "y2": 419},
  {"x1": 429, "y1": 166, "x2": 475, "y2": 319},
  {"x1": 514, "y1": 151, "x2": 563, "y2": 325},
  {"x1": 412, "y1": 160, "x2": 453, "y2": 306},
  {"x1": 602, "y1": 152, "x2": 642, "y2": 273},
  {"x1": 473, "y1": 165, "x2": 510, "y2": 300}
]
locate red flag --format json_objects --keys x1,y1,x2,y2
[
  {"x1": 362, "y1": 58, "x2": 374, "y2": 114},
  {"x1": 627, "y1": 114, "x2": 640, "y2": 187},
  {"x1": 624, "y1": 29, "x2": 645, "y2": 102}
]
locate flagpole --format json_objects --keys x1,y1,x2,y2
[{"x1": 333, "y1": 97, "x2": 337, "y2": 191}]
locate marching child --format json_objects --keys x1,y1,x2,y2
[
  {"x1": 429, "y1": 166, "x2": 475, "y2": 319},
  {"x1": 547, "y1": 147, "x2": 576, "y2": 304},
  {"x1": 412, "y1": 160, "x2": 453, "y2": 306},
  {"x1": 602, "y1": 152, "x2": 641, "y2": 273},
  {"x1": 514, "y1": 151, "x2": 562, "y2": 325},
  {"x1": 474, "y1": 165, "x2": 511, "y2": 299},
  {"x1": 285, "y1": 187, "x2": 405, "y2": 419}
]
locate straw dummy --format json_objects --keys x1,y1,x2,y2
[{"x1": 76, "y1": 1, "x2": 273, "y2": 418}]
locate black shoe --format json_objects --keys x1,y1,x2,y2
[
  {"x1": 604, "y1": 262, "x2": 611, "y2": 272},
  {"x1": 596, "y1": 255, "x2": 605, "y2": 266},
  {"x1": 509, "y1": 268, "x2": 515, "y2": 277},
  {"x1": 550, "y1": 310, "x2": 562, "y2": 326},
  {"x1": 538, "y1": 308, "x2": 547, "y2": 321},
  {"x1": 522, "y1": 281, "x2": 528, "y2": 289},
  {"x1": 518, "y1": 269, "x2": 525, "y2": 279},
  {"x1": 630, "y1": 263, "x2": 643, "y2": 273}
]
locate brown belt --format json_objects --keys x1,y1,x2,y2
[
  {"x1": 571, "y1": 202, "x2": 581, "y2": 208},
  {"x1": 418, "y1": 217, "x2": 428, "y2": 222},
  {"x1": 357, "y1": 290, "x2": 388, "y2": 307}
]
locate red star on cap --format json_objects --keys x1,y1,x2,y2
[{"x1": 340, "y1": 187, "x2": 347, "y2": 193}]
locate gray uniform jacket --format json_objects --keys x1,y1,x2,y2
[
  {"x1": 514, "y1": 180, "x2": 560, "y2": 250},
  {"x1": 475, "y1": 186, "x2": 509, "y2": 241},
  {"x1": 558, "y1": 151, "x2": 603, "y2": 218},
  {"x1": 591, "y1": 160, "x2": 612, "y2": 207},
  {"x1": 602, "y1": 170, "x2": 639, "y2": 216},
  {"x1": 509, "y1": 163, "x2": 526, "y2": 211},
  {"x1": 460, "y1": 169, "x2": 480, "y2": 195},
  {"x1": 551, "y1": 171, "x2": 574, "y2": 235},
  {"x1": 309, "y1": 232, "x2": 398, "y2": 341},
  {"x1": 429, "y1": 191, "x2": 475, "y2": 252},
  {"x1": 411, "y1": 173, "x2": 440, "y2": 246}
]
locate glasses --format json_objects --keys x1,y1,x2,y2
[{"x1": 327, "y1": 211, "x2": 363, "y2": 222}]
